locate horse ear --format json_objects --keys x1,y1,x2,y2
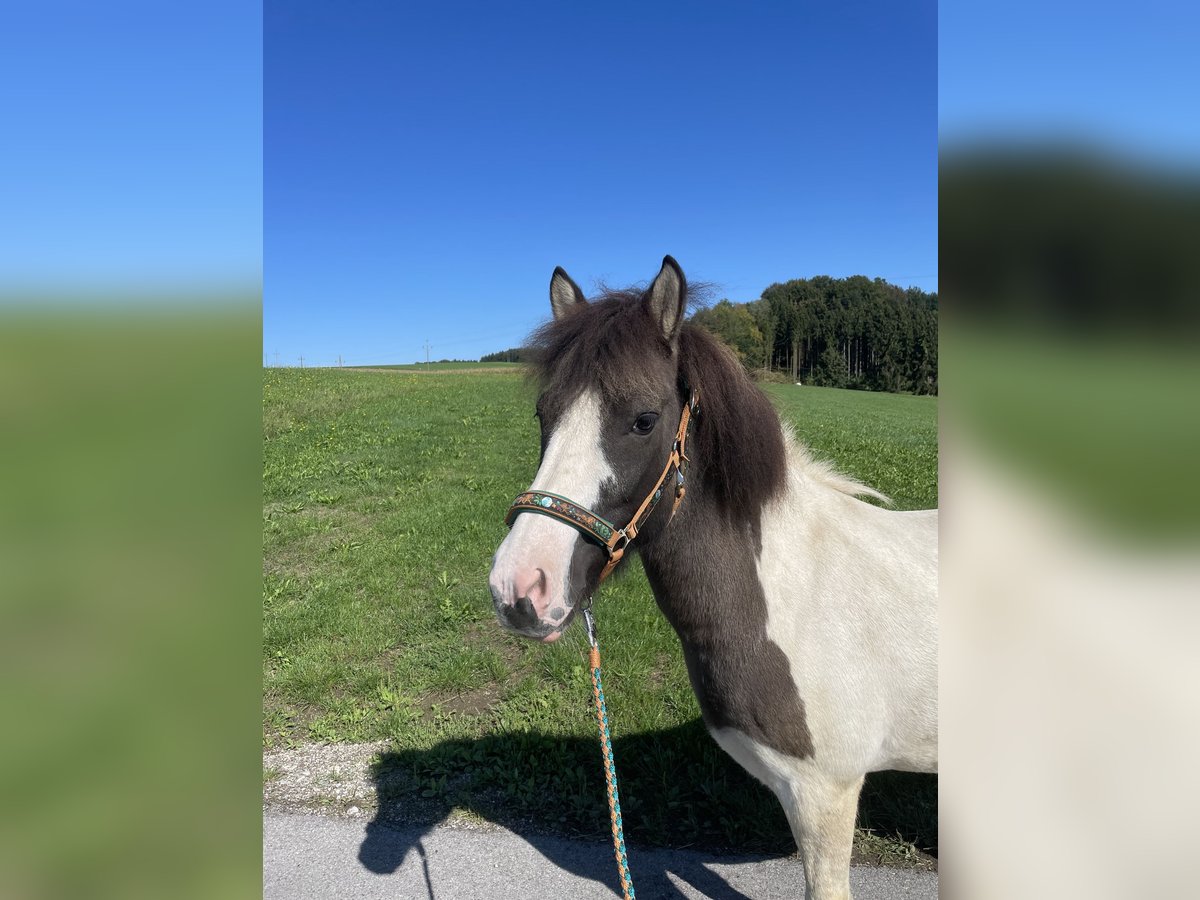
[
  {"x1": 646, "y1": 255, "x2": 687, "y2": 347},
  {"x1": 549, "y1": 267, "x2": 587, "y2": 320}
]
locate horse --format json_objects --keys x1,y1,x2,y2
[{"x1": 488, "y1": 256, "x2": 938, "y2": 900}]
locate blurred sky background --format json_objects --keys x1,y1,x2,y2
[
  {"x1": 0, "y1": 1, "x2": 262, "y2": 294},
  {"x1": 264, "y1": 1, "x2": 937, "y2": 366},
  {"x1": 939, "y1": 0, "x2": 1200, "y2": 163}
]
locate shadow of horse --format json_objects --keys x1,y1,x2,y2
[
  {"x1": 356, "y1": 719, "x2": 935, "y2": 899},
  {"x1": 359, "y1": 814, "x2": 768, "y2": 899}
]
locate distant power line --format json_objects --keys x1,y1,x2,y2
[{"x1": 262, "y1": 319, "x2": 553, "y2": 369}]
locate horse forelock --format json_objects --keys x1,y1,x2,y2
[
  {"x1": 525, "y1": 288, "x2": 788, "y2": 524},
  {"x1": 526, "y1": 291, "x2": 671, "y2": 403}
]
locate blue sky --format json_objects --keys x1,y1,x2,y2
[
  {"x1": 265, "y1": 1, "x2": 937, "y2": 366},
  {"x1": 4, "y1": 0, "x2": 1195, "y2": 354}
]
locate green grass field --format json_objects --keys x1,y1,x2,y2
[
  {"x1": 344, "y1": 361, "x2": 522, "y2": 372},
  {"x1": 263, "y1": 369, "x2": 937, "y2": 863}
]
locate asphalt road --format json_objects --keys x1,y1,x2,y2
[{"x1": 264, "y1": 811, "x2": 938, "y2": 899}]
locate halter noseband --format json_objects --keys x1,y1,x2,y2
[{"x1": 505, "y1": 390, "x2": 700, "y2": 584}]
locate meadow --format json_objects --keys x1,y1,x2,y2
[
  {"x1": 346, "y1": 361, "x2": 522, "y2": 372},
  {"x1": 263, "y1": 367, "x2": 938, "y2": 864}
]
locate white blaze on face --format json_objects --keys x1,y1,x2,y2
[{"x1": 490, "y1": 389, "x2": 614, "y2": 620}]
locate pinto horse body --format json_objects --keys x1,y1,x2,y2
[{"x1": 489, "y1": 257, "x2": 937, "y2": 900}]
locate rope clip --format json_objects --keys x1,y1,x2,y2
[{"x1": 584, "y1": 607, "x2": 597, "y2": 649}]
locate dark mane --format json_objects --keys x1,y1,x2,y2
[
  {"x1": 526, "y1": 288, "x2": 787, "y2": 523},
  {"x1": 677, "y1": 324, "x2": 788, "y2": 522}
]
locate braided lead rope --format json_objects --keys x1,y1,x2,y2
[{"x1": 584, "y1": 608, "x2": 635, "y2": 900}]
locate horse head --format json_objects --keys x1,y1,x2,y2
[{"x1": 488, "y1": 256, "x2": 692, "y2": 642}]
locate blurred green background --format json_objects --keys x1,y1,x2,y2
[{"x1": 0, "y1": 304, "x2": 262, "y2": 899}]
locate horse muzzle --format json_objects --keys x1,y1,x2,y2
[{"x1": 488, "y1": 565, "x2": 576, "y2": 642}]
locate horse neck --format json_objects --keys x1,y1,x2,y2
[
  {"x1": 634, "y1": 351, "x2": 791, "y2": 644},
  {"x1": 636, "y1": 469, "x2": 776, "y2": 647}
]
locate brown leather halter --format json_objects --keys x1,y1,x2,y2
[{"x1": 505, "y1": 389, "x2": 699, "y2": 584}]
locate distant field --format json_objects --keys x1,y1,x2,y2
[
  {"x1": 345, "y1": 361, "x2": 522, "y2": 372},
  {"x1": 263, "y1": 369, "x2": 937, "y2": 863}
]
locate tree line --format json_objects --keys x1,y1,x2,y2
[
  {"x1": 940, "y1": 150, "x2": 1200, "y2": 335},
  {"x1": 479, "y1": 348, "x2": 528, "y2": 363},
  {"x1": 481, "y1": 274, "x2": 937, "y2": 394},
  {"x1": 693, "y1": 275, "x2": 938, "y2": 394}
]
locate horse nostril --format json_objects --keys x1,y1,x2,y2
[
  {"x1": 514, "y1": 567, "x2": 547, "y2": 608},
  {"x1": 508, "y1": 596, "x2": 537, "y2": 630}
]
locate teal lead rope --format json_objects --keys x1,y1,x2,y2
[{"x1": 584, "y1": 608, "x2": 636, "y2": 900}]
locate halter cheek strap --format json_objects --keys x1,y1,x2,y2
[{"x1": 505, "y1": 390, "x2": 699, "y2": 584}]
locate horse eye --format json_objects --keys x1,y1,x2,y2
[{"x1": 632, "y1": 413, "x2": 659, "y2": 435}]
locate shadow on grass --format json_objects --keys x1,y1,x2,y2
[{"x1": 357, "y1": 719, "x2": 935, "y2": 898}]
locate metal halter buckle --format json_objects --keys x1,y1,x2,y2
[{"x1": 610, "y1": 529, "x2": 630, "y2": 554}]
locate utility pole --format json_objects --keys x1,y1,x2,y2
[
  {"x1": 273, "y1": 351, "x2": 279, "y2": 368},
  {"x1": 337, "y1": 354, "x2": 343, "y2": 368},
  {"x1": 423, "y1": 340, "x2": 431, "y2": 364},
  {"x1": 299, "y1": 355, "x2": 304, "y2": 368}
]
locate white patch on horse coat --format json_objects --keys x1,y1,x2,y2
[
  {"x1": 710, "y1": 726, "x2": 865, "y2": 900},
  {"x1": 491, "y1": 389, "x2": 614, "y2": 612},
  {"x1": 698, "y1": 432, "x2": 936, "y2": 900},
  {"x1": 751, "y1": 430, "x2": 939, "y2": 777}
]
